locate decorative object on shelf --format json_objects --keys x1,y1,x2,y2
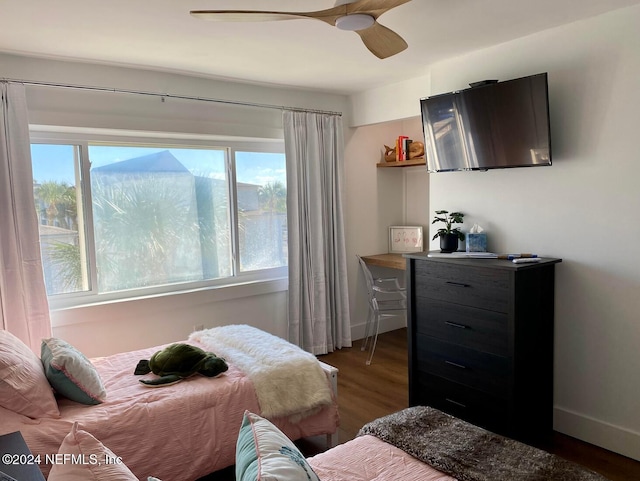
[
  {"x1": 384, "y1": 140, "x2": 425, "y2": 162},
  {"x1": 389, "y1": 226, "x2": 424, "y2": 254},
  {"x1": 431, "y1": 210, "x2": 465, "y2": 253},
  {"x1": 466, "y1": 223, "x2": 487, "y2": 252}
]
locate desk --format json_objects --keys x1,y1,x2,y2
[{"x1": 360, "y1": 253, "x2": 407, "y2": 270}]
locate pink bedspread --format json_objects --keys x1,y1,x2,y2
[
  {"x1": 0, "y1": 342, "x2": 338, "y2": 480},
  {"x1": 308, "y1": 435, "x2": 457, "y2": 481}
]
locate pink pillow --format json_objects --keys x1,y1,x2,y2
[
  {"x1": 48, "y1": 422, "x2": 138, "y2": 481},
  {"x1": 0, "y1": 329, "x2": 59, "y2": 419}
]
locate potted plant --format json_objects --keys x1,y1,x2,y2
[{"x1": 432, "y1": 210, "x2": 465, "y2": 253}]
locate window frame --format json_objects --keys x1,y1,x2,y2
[{"x1": 30, "y1": 127, "x2": 288, "y2": 310}]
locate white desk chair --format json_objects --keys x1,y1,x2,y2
[{"x1": 357, "y1": 255, "x2": 407, "y2": 365}]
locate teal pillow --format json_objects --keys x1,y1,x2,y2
[
  {"x1": 41, "y1": 338, "x2": 106, "y2": 405},
  {"x1": 236, "y1": 411, "x2": 321, "y2": 481}
]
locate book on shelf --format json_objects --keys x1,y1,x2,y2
[
  {"x1": 403, "y1": 138, "x2": 412, "y2": 160},
  {"x1": 396, "y1": 135, "x2": 409, "y2": 161}
]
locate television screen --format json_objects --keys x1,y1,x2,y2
[{"x1": 420, "y1": 73, "x2": 551, "y2": 172}]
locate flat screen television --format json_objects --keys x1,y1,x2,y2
[{"x1": 420, "y1": 73, "x2": 551, "y2": 173}]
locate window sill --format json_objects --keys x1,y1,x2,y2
[{"x1": 50, "y1": 277, "x2": 288, "y2": 326}]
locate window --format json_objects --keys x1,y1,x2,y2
[
  {"x1": 31, "y1": 134, "x2": 287, "y2": 307},
  {"x1": 32, "y1": 144, "x2": 89, "y2": 295},
  {"x1": 236, "y1": 152, "x2": 287, "y2": 272}
]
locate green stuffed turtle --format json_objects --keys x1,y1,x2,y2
[{"x1": 134, "y1": 343, "x2": 228, "y2": 387}]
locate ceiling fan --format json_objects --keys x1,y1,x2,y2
[{"x1": 190, "y1": 0, "x2": 411, "y2": 59}]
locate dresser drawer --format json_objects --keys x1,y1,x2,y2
[
  {"x1": 414, "y1": 261, "x2": 510, "y2": 312},
  {"x1": 415, "y1": 297, "x2": 509, "y2": 356},
  {"x1": 416, "y1": 335, "x2": 509, "y2": 396},
  {"x1": 413, "y1": 372, "x2": 508, "y2": 434}
]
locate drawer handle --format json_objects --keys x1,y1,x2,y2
[
  {"x1": 445, "y1": 321, "x2": 468, "y2": 329},
  {"x1": 445, "y1": 360, "x2": 467, "y2": 369},
  {"x1": 445, "y1": 398, "x2": 467, "y2": 408},
  {"x1": 446, "y1": 281, "x2": 470, "y2": 288}
]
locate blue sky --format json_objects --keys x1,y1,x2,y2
[
  {"x1": 31, "y1": 144, "x2": 76, "y2": 184},
  {"x1": 30, "y1": 144, "x2": 286, "y2": 187}
]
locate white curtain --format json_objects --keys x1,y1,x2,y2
[
  {"x1": 283, "y1": 110, "x2": 351, "y2": 355},
  {"x1": 0, "y1": 82, "x2": 52, "y2": 352}
]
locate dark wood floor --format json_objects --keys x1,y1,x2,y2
[{"x1": 314, "y1": 328, "x2": 640, "y2": 481}]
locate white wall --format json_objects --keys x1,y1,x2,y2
[
  {"x1": 0, "y1": 53, "x2": 349, "y2": 358},
  {"x1": 350, "y1": 4, "x2": 640, "y2": 461},
  {"x1": 348, "y1": 74, "x2": 428, "y2": 127},
  {"x1": 53, "y1": 282, "x2": 288, "y2": 358},
  {"x1": 343, "y1": 118, "x2": 429, "y2": 338}
]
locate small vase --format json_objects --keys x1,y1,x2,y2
[{"x1": 439, "y1": 233, "x2": 459, "y2": 253}]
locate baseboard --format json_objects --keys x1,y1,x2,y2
[
  {"x1": 351, "y1": 315, "x2": 406, "y2": 341},
  {"x1": 554, "y1": 406, "x2": 640, "y2": 461}
]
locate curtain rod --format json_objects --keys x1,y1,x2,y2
[{"x1": 2, "y1": 78, "x2": 343, "y2": 117}]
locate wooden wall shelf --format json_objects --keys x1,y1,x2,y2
[{"x1": 377, "y1": 158, "x2": 425, "y2": 168}]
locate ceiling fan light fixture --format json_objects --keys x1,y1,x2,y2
[{"x1": 335, "y1": 13, "x2": 375, "y2": 31}]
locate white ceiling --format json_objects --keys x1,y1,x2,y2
[{"x1": 1, "y1": 0, "x2": 639, "y2": 94}]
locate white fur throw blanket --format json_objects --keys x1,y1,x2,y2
[{"x1": 189, "y1": 325, "x2": 333, "y2": 421}]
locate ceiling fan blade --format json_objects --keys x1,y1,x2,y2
[
  {"x1": 356, "y1": 21, "x2": 408, "y2": 59},
  {"x1": 191, "y1": 11, "x2": 309, "y2": 22},
  {"x1": 347, "y1": 0, "x2": 412, "y2": 19},
  {"x1": 190, "y1": 5, "x2": 347, "y2": 26},
  {"x1": 191, "y1": 0, "x2": 412, "y2": 24}
]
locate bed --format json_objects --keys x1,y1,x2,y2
[
  {"x1": 306, "y1": 406, "x2": 610, "y2": 481},
  {"x1": 0, "y1": 325, "x2": 339, "y2": 481}
]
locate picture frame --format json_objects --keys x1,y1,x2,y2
[{"x1": 388, "y1": 226, "x2": 424, "y2": 254}]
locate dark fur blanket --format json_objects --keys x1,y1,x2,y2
[{"x1": 358, "y1": 406, "x2": 610, "y2": 481}]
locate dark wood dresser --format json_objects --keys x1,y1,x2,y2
[{"x1": 405, "y1": 253, "x2": 562, "y2": 442}]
